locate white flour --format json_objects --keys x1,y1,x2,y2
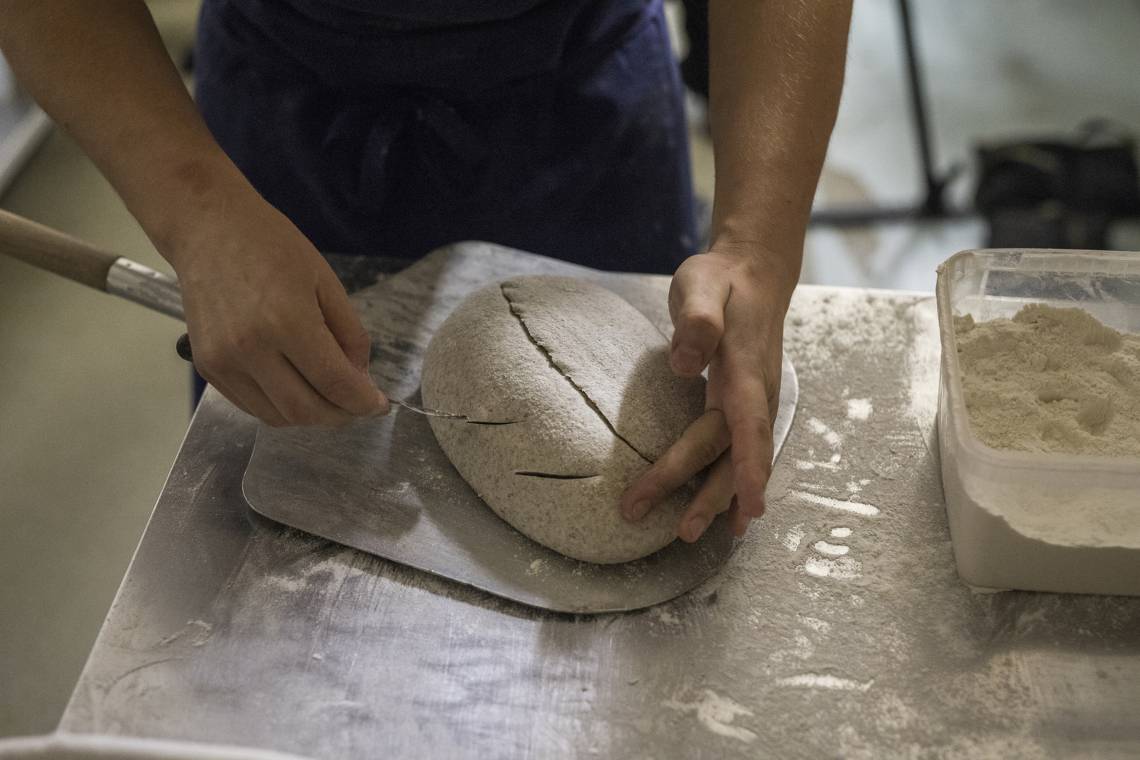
[
  {"x1": 846, "y1": 398, "x2": 873, "y2": 421},
  {"x1": 955, "y1": 304, "x2": 1140, "y2": 457},
  {"x1": 777, "y1": 673, "x2": 874, "y2": 692},
  {"x1": 663, "y1": 689, "x2": 758, "y2": 744},
  {"x1": 944, "y1": 303, "x2": 1140, "y2": 592}
]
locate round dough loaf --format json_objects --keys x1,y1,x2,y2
[{"x1": 421, "y1": 275, "x2": 706, "y2": 564}]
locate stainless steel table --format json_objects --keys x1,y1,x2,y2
[{"x1": 60, "y1": 275, "x2": 1140, "y2": 759}]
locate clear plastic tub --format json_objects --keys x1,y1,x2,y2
[{"x1": 936, "y1": 248, "x2": 1140, "y2": 595}]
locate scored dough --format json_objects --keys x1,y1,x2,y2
[{"x1": 421, "y1": 276, "x2": 706, "y2": 563}]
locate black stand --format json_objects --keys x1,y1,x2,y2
[{"x1": 810, "y1": 0, "x2": 963, "y2": 228}]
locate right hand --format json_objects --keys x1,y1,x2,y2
[{"x1": 170, "y1": 189, "x2": 389, "y2": 427}]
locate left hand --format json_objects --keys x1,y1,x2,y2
[{"x1": 620, "y1": 246, "x2": 792, "y2": 542}]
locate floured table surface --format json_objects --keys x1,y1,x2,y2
[
  {"x1": 242, "y1": 246, "x2": 797, "y2": 613},
  {"x1": 62, "y1": 245, "x2": 1140, "y2": 759}
]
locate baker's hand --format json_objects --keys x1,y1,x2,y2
[
  {"x1": 171, "y1": 189, "x2": 389, "y2": 427},
  {"x1": 620, "y1": 247, "x2": 791, "y2": 541}
]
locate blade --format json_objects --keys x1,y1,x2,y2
[{"x1": 388, "y1": 398, "x2": 521, "y2": 426}]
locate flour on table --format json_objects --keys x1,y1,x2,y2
[
  {"x1": 781, "y1": 524, "x2": 805, "y2": 552},
  {"x1": 663, "y1": 689, "x2": 758, "y2": 743},
  {"x1": 812, "y1": 540, "x2": 850, "y2": 557},
  {"x1": 776, "y1": 673, "x2": 874, "y2": 692},
  {"x1": 846, "y1": 398, "x2": 873, "y2": 421},
  {"x1": 649, "y1": 606, "x2": 681, "y2": 626},
  {"x1": 955, "y1": 304, "x2": 1140, "y2": 457},
  {"x1": 804, "y1": 555, "x2": 861, "y2": 580}
]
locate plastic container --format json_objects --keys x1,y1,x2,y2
[{"x1": 936, "y1": 248, "x2": 1140, "y2": 595}]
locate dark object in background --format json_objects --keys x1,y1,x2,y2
[
  {"x1": 680, "y1": 0, "x2": 709, "y2": 101},
  {"x1": 975, "y1": 120, "x2": 1140, "y2": 249},
  {"x1": 810, "y1": 0, "x2": 961, "y2": 228}
]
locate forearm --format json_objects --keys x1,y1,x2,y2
[
  {"x1": 0, "y1": 0, "x2": 248, "y2": 269},
  {"x1": 708, "y1": 0, "x2": 852, "y2": 296}
]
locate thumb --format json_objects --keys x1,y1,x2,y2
[{"x1": 668, "y1": 259, "x2": 731, "y2": 377}]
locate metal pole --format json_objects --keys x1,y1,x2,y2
[{"x1": 897, "y1": 0, "x2": 943, "y2": 216}]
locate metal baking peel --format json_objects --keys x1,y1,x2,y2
[{"x1": 242, "y1": 244, "x2": 799, "y2": 614}]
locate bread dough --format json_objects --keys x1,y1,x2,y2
[{"x1": 421, "y1": 276, "x2": 705, "y2": 563}]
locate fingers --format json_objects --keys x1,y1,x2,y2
[
  {"x1": 621, "y1": 409, "x2": 731, "y2": 521},
  {"x1": 668, "y1": 258, "x2": 730, "y2": 377},
  {"x1": 208, "y1": 372, "x2": 288, "y2": 427},
  {"x1": 192, "y1": 308, "x2": 387, "y2": 426},
  {"x1": 722, "y1": 371, "x2": 775, "y2": 525},
  {"x1": 663, "y1": 250, "x2": 786, "y2": 540},
  {"x1": 252, "y1": 352, "x2": 356, "y2": 427},
  {"x1": 678, "y1": 453, "x2": 735, "y2": 542},
  {"x1": 201, "y1": 374, "x2": 254, "y2": 418},
  {"x1": 730, "y1": 497, "x2": 751, "y2": 537},
  {"x1": 285, "y1": 317, "x2": 390, "y2": 418},
  {"x1": 317, "y1": 271, "x2": 373, "y2": 372},
  {"x1": 198, "y1": 342, "x2": 358, "y2": 427}
]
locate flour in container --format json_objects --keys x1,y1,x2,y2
[{"x1": 954, "y1": 304, "x2": 1140, "y2": 457}]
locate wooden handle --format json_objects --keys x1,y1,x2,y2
[{"x1": 0, "y1": 207, "x2": 119, "y2": 290}]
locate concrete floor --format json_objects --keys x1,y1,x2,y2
[
  {"x1": 804, "y1": 0, "x2": 1140, "y2": 290},
  {"x1": 1, "y1": 0, "x2": 1138, "y2": 739}
]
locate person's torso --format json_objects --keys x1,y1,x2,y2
[{"x1": 214, "y1": 0, "x2": 653, "y2": 93}]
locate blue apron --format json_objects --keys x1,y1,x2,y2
[{"x1": 193, "y1": 0, "x2": 697, "y2": 275}]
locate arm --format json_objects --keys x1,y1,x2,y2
[
  {"x1": 0, "y1": 1, "x2": 387, "y2": 425},
  {"x1": 707, "y1": 0, "x2": 851, "y2": 274},
  {"x1": 0, "y1": 1, "x2": 236, "y2": 256},
  {"x1": 623, "y1": 0, "x2": 851, "y2": 538}
]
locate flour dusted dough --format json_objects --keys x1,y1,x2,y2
[{"x1": 420, "y1": 276, "x2": 705, "y2": 563}]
